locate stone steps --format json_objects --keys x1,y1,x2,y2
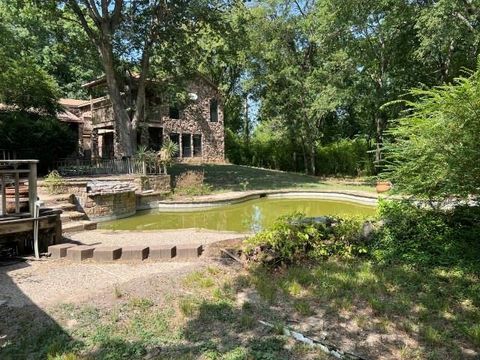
[
  {"x1": 60, "y1": 211, "x2": 88, "y2": 222},
  {"x1": 62, "y1": 220, "x2": 98, "y2": 233},
  {"x1": 39, "y1": 189, "x2": 97, "y2": 234},
  {"x1": 48, "y1": 243, "x2": 204, "y2": 262},
  {"x1": 48, "y1": 203, "x2": 77, "y2": 212}
]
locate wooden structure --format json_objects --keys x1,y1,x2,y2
[{"x1": 0, "y1": 160, "x2": 61, "y2": 257}]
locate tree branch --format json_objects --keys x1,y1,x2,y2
[{"x1": 67, "y1": 0, "x2": 98, "y2": 44}]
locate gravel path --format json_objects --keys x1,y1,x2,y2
[
  {"x1": 67, "y1": 228, "x2": 247, "y2": 247},
  {"x1": 0, "y1": 229, "x2": 246, "y2": 309}
]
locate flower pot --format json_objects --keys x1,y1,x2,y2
[
  {"x1": 5, "y1": 183, "x2": 29, "y2": 213},
  {"x1": 376, "y1": 181, "x2": 392, "y2": 193}
]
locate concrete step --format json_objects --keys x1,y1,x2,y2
[
  {"x1": 121, "y1": 246, "x2": 149, "y2": 260},
  {"x1": 93, "y1": 246, "x2": 122, "y2": 261},
  {"x1": 47, "y1": 243, "x2": 203, "y2": 262},
  {"x1": 177, "y1": 244, "x2": 203, "y2": 258},
  {"x1": 62, "y1": 220, "x2": 97, "y2": 234},
  {"x1": 48, "y1": 243, "x2": 77, "y2": 259},
  {"x1": 67, "y1": 245, "x2": 95, "y2": 262},
  {"x1": 40, "y1": 193, "x2": 75, "y2": 204},
  {"x1": 60, "y1": 211, "x2": 87, "y2": 222},
  {"x1": 47, "y1": 203, "x2": 77, "y2": 212}
]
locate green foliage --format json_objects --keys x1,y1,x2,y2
[
  {"x1": 382, "y1": 70, "x2": 480, "y2": 201},
  {"x1": 44, "y1": 171, "x2": 65, "y2": 195},
  {"x1": 316, "y1": 138, "x2": 374, "y2": 177},
  {"x1": 173, "y1": 170, "x2": 212, "y2": 196},
  {"x1": 227, "y1": 127, "x2": 374, "y2": 177},
  {"x1": 371, "y1": 200, "x2": 480, "y2": 270},
  {"x1": 0, "y1": 21, "x2": 59, "y2": 113},
  {"x1": 244, "y1": 213, "x2": 369, "y2": 266},
  {"x1": 0, "y1": 111, "x2": 77, "y2": 173}
]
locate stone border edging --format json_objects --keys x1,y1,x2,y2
[{"x1": 155, "y1": 190, "x2": 377, "y2": 212}]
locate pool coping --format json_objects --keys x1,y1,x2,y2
[{"x1": 154, "y1": 190, "x2": 378, "y2": 212}]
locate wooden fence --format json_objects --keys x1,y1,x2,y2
[{"x1": 55, "y1": 158, "x2": 163, "y2": 177}]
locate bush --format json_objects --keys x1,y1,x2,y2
[
  {"x1": 226, "y1": 127, "x2": 374, "y2": 177},
  {"x1": 0, "y1": 111, "x2": 77, "y2": 174},
  {"x1": 371, "y1": 200, "x2": 480, "y2": 270},
  {"x1": 316, "y1": 138, "x2": 374, "y2": 177},
  {"x1": 174, "y1": 170, "x2": 212, "y2": 196},
  {"x1": 382, "y1": 70, "x2": 480, "y2": 201},
  {"x1": 44, "y1": 170, "x2": 66, "y2": 194},
  {"x1": 243, "y1": 213, "x2": 369, "y2": 267}
]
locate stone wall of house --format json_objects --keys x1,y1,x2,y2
[{"x1": 146, "y1": 77, "x2": 225, "y2": 162}]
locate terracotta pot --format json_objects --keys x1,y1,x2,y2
[
  {"x1": 376, "y1": 181, "x2": 392, "y2": 193},
  {"x1": 5, "y1": 184, "x2": 30, "y2": 213},
  {"x1": 5, "y1": 185, "x2": 28, "y2": 196}
]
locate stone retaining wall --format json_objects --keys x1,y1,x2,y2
[
  {"x1": 83, "y1": 190, "x2": 136, "y2": 221},
  {"x1": 40, "y1": 175, "x2": 171, "y2": 221}
]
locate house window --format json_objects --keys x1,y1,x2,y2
[
  {"x1": 193, "y1": 134, "x2": 202, "y2": 157},
  {"x1": 169, "y1": 106, "x2": 180, "y2": 119},
  {"x1": 182, "y1": 133, "x2": 192, "y2": 157},
  {"x1": 148, "y1": 127, "x2": 163, "y2": 151},
  {"x1": 169, "y1": 133, "x2": 180, "y2": 157},
  {"x1": 209, "y1": 98, "x2": 218, "y2": 122}
]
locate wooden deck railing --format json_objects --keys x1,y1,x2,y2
[{"x1": 55, "y1": 158, "x2": 163, "y2": 176}]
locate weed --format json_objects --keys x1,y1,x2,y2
[
  {"x1": 294, "y1": 300, "x2": 314, "y2": 316},
  {"x1": 114, "y1": 285, "x2": 123, "y2": 299},
  {"x1": 463, "y1": 323, "x2": 480, "y2": 347},
  {"x1": 184, "y1": 271, "x2": 216, "y2": 289},
  {"x1": 179, "y1": 297, "x2": 199, "y2": 317},
  {"x1": 128, "y1": 298, "x2": 154, "y2": 310}
]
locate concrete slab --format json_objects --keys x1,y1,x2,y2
[
  {"x1": 48, "y1": 243, "x2": 76, "y2": 259},
  {"x1": 121, "y1": 246, "x2": 149, "y2": 261},
  {"x1": 67, "y1": 245, "x2": 94, "y2": 262},
  {"x1": 93, "y1": 246, "x2": 122, "y2": 261},
  {"x1": 149, "y1": 245, "x2": 176, "y2": 260},
  {"x1": 176, "y1": 244, "x2": 203, "y2": 259}
]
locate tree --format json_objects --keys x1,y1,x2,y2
[
  {"x1": 382, "y1": 69, "x2": 480, "y2": 202},
  {"x1": 0, "y1": 22, "x2": 60, "y2": 114},
  {"x1": 54, "y1": 0, "x2": 225, "y2": 158}
]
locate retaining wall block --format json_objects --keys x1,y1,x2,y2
[
  {"x1": 121, "y1": 246, "x2": 149, "y2": 260},
  {"x1": 149, "y1": 245, "x2": 176, "y2": 260},
  {"x1": 93, "y1": 246, "x2": 122, "y2": 261},
  {"x1": 48, "y1": 243, "x2": 76, "y2": 259},
  {"x1": 176, "y1": 244, "x2": 203, "y2": 259},
  {"x1": 67, "y1": 245, "x2": 95, "y2": 262}
]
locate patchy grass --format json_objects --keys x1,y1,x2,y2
[
  {"x1": 170, "y1": 163, "x2": 375, "y2": 193},
  {"x1": 1, "y1": 262, "x2": 477, "y2": 359},
  {"x1": 247, "y1": 260, "x2": 480, "y2": 359}
]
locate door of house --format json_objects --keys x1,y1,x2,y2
[{"x1": 102, "y1": 132, "x2": 114, "y2": 159}]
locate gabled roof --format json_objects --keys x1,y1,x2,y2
[
  {"x1": 81, "y1": 72, "x2": 219, "y2": 90},
  {"x1": 57, "y1": 110, "x2": 82, "y2": 123},
  {"x1": 59, "y1": 98, "x2": 88, "y2": 107},
  {"x1": 0, "y1": 103, "x2": 83, "y2": 124}
]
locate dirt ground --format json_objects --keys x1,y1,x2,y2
[{"x1": 0, "y1": 229, "x2": 244, "y2": 308}]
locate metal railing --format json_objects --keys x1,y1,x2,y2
[
  {"x1": 0, "y1": 149, "x2": 16, "y2": 161},
  {"x1": 55, "y1": 158, "x2": 163, "y2": 177}
]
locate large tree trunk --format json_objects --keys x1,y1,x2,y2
[
  {"x1": 310, "y1": 144, "x2": 316, "y2": 175},
  {"x1": 374, "y1": 112, "x2": 384, "y2": 171},
  {"x1": 131, "y1": 52, "x2": 150, "y2": 152}
]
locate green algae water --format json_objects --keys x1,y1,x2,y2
[{"x1": 100, "y1": 197, "x2": 376, "y2": 233}]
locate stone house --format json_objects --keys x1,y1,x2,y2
[{"x1": 59, "y1": 74, "x2": 225, "y2": 162}]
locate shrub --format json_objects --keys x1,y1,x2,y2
[
  {"x1": 44, "y1": 170, "x2": 66, "y2": 194},
  {"x1": 382, "y1": 70, "x2": 480, "y2": 201},
  {"x1": 371, "y1": 200, "x2": 480, "y2": 269},
  {"x1": 174, "y1": 170, "x2": 212, "y2": 196},
  {"x1": 0, "y1": 111, "x2": 77, "y2": 174},
  {"x1": 244, "y1": 213, "x2": 370, "y2": 267}
]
